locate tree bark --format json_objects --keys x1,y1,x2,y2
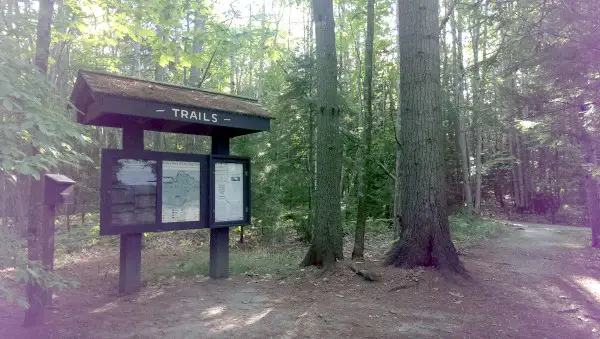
[
  {"x1": 393, "y1": 0, "x2": 402, "y2": 238},
  {"x1": 153, "y1": 57, "x2": 166, "y2": 151},
  {"x1": 352, "y1": 0, "x2": 375, "y2": 259},
  {"x1": 471, "y1": 2, "x2": 483, "y2": 214},
  {"x1": 301, "y1": 0, "x2": 343, "y2": 269},
  {"x1": 451, "y1": 6, "x2": 472, "y2": 214},
  {"x1": 577, "y1": 99, "x2": 600, "y2": 248},
  {"x1": 24, "y1": 0, "x2": 54, "y2": 328},
  {"x1": 387, "y1": 0, "x2": 466, "y2": 276}
]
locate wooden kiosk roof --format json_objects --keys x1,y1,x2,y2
[{"x1": 70, "y1": 70, "x2": 271, "y2": 136}]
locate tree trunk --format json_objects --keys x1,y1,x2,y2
[
  {"x1": 301, "y1": 0, "x2": 343, "y2": 269},
  {"x1": 189, "y1": 0, "x2": 205, "y2": 87},
  {"x1": 387, "y1": 0, "x2": 466, "y2": 276},
  {"x1": 230, "y1": 53, "x2": 237, "y2": 94},
  {"x1": 393, "y1": 0, "x2": 402, "y2": 238},
  {"x1": 471, "y1": 2, "x2": 483, "y2": 214},
  {"x1": 578, "y1": 100, "x2": 600, "y2": 248},
  {"x1": 451, "y1": 7, "x2": 472, "y2": 214},
  {"x1": 153, "y1": 50, "x2": 166, "y2": 151},
  {"x1": 24, "y1": 0, "x2": 54, "y2": 328},
  {"x1": 352, "y1": 0, "x2": 374, "y2": 260}
]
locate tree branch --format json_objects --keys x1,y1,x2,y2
[
  {"x1": 198, "y1": 17, "x2": 234, "y2": 88},
  {"x1": 439, "y1": 1, "x2": 456, "y2": 32}
]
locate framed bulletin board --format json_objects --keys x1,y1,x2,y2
[
  {"x1": 100, "y1": 149, "x2": 209, "y2": 235},
  {"x1": 210, "y1": 155, "x2": 251, "y2": 227}
]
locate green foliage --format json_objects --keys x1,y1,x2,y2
[
  {"x1": 0, "y1": 225, "x2": 78, "y2": 309},
  {"x1": 450, "y1": 214, "x2": 507, "y2": 249},
  {"x1": 0, "y1": 50, "x2": 92, "y2": 179},
  {"x1": 171, "y1": 246, "x2": 304, "y2": 278}
]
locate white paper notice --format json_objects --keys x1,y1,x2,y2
[{"x1": 214, "y1": 162, "x2": 244, "y2": 222}]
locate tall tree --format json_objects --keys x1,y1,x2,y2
[
  {"x1": 451, "y1": 6, "x2": 472, "y2": 214},
  {"x1": 352, "y1": 0, "x2": 375, "y2": 260},
  {"x1": 301, "y1": 0, "x2": 343, "y2": 269},
  {"x1": 24, "y1": 0, "x2": 54, "y2": 328},
  {"x1": 386, "y1": 0, "x2": 466, "y2": 275},
  {"x1": 471, "y1": 1, "x2": 483, "y2": 214}
]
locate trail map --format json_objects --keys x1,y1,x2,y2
[{"x1": 161, "y1": 161, "x2": 201, "y2": 223}]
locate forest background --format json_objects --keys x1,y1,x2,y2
[{"x1": 1, "y1": 0, "x2": 600, "y2": 307}]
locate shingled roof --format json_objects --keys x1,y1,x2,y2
[
  {"x1": 70, "y1": 69, "x2": 271, "y2": 136},
  {"x1": 74, "y1": 70, "x2": 270, "y2": 118}
]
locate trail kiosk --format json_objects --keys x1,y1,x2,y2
[{"x1": 70, "y1": 70, "x2": 271, "y2": 294}]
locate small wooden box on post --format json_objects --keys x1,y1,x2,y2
[
  {"x1": 70, "y1": 70, "x2": 271, "y2": 294},
  {"x1": 43, "y1": 174, "x2": 76, "y2": 304}
]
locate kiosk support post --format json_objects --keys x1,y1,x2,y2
[
  {"x1": 210, "y1": 135, "x2": 230, "y2": 279},
  {"x1": 119, "y1": 126, "x2": 144, "y2": 294}
]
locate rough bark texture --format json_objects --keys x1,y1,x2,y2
[
  {"x1": 451, "y1": 9, "x2": 472, "y2": 214},
  {"x1": 386, "y1": 0, "x2": 465, "y2": 275},
  {"x1": 302, "y1": 0, "x2": 343, "y2": 269},
  {"x1": 393, "y1": 0, "x2": 402, "y2": 239},
  {"x1": 24, "y1": 0, "x2": 54, "y2": 328},
  {"x1": 352, "y1": 0, "x2": 375, "y2": 260}
]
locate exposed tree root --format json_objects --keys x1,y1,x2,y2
[
  {"x1": 347, "y1": 262, "x2": 380, "y2": 282},
  {"x1": 385, "y1": 238, "x2": 471, "y2": 282}
]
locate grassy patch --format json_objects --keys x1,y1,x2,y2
[
  {"x1": 450, "y1": 214, "x2": 507, "y2": 249},
  {"x1": 167, "y1": 246, "x2": 305, "y2": 278},
  {"x1": 55, "y1": 223, "x2": 118, "y2": 256}
]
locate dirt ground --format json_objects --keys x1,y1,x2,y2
[{"x1": 1, "y1": 221, "x2": 600, "y2": 338}]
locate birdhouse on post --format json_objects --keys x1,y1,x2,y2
[
  {"x1": 41, "y1": 173, "x2": 76, "y2": 306},
  {"x1": 44, "y1": 174, "x2": 76, "y2": 206}
]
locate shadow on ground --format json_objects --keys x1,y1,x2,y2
[{"x1": 1, "y1": 222, "x2": 599, "y2": 338}]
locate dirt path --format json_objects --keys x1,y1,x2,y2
[{"x1": 2, "y1": 222, "x2": 600, "y2": 338}]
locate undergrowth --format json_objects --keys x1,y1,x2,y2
[
  {"x1": 166, "y1": 246, "x2": 304, "y2": 279},
  {"x1": 450, "y1": 214, "x2": 507, "y2": 249}
]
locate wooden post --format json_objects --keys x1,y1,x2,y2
[
  {"x1": 210, "y1": 135, "x2": 230, "y2": 279},
  {"x1": 41, "y1": 201, "x2": 56, "y2": 306},
  {"x1": 119, "y1": 126, "x2": 144, "y2": 294}
]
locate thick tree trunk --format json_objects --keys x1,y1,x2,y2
[
  {"x1": 451, "y1": 8, "x2": 472, "y2": 214},
  {"x1": 302, "y1": 0, "x2": 343, "y2": 269},
  {"x1": 24, "y1": 0, "x2": 54, "y2": 328},
  {"x1": 387, "y1": 0, "x2": 466, "y2": 275},
  {"x1": 352, "y1": 0, "x2": 375, "y2": 260}
]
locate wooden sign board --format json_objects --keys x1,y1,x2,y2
[
  {"x1": 210, "y1": 156, "x2": 251, "y2": 227},
  {"x1": 100, "y1": 149, "x2": 250, "y2": 235}
]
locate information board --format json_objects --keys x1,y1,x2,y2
[
  {"x1": 214, "y1": 162, "x2": 244, "y2": 222},
  {"x1": 110, "y1": 159, "x2": 157, "y2": 226},
  {"x1": 100, "y1": 150, "x2": 250, "y2": 235},
  {"x1": 162, "y1": 161, "x2": 201, "y2": 223},
  {"x1": 210, "y1": 156, "x2": 250, "y2": 226},
  {"x1": 101, "y1": 150, "x2": 209, "y2": 235}
]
